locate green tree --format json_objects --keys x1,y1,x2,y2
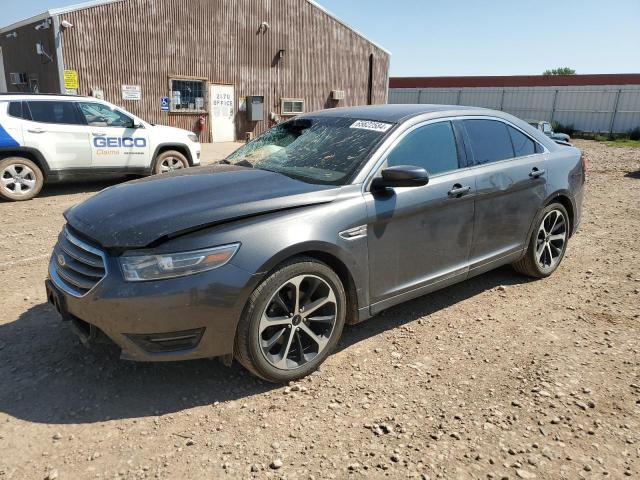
[{"x1": 543, "y1": 67, "x2": 577, "y2": 75}]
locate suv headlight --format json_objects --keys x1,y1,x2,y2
[
  {"x1": 120, "y1": 243, "x2": 239, "y2": 281},
  {"x1": 187, "y1": 133, "x2": 199, "y2": 143}
]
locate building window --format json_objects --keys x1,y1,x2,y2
[
  {"x1": 170, "y1": 79, "x2": 206, "y2": 112},
  {"x1": 281, "y1": 98, "x2": 305, "y2": 116}
]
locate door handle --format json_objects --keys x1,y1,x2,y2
[
  {"x1": 529, "y1": 168, "x2": 546, "y2": 178},
  {"x1": 27, "y1": 128, "x2": 45, "y2": 134},
  {"x1": 92, "y1": 132, "x2": 107, "y2": 137},
  {"x1": 448, "y1": 184, "x2": 471, "y2": 198}
]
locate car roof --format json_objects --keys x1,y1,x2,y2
[
  {"x1": 307, "y1": 104, "x2": 490, "y2": 123},
  {"x1": 307, "y1": 104, "x2": 561, "y2": 152}
]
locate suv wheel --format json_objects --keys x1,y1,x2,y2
[
  {"x1": 153, "y1": 150, "x2": 189, "y2": 174},
  {"x1": 0, "y1": 157, "x2": 44, "y2": 201},
  {"x1": 235, "y1": 258, "x2": 346, "y2": 383},
  {"x1": 513, "y1": 203, "x2": 570, "y2": 278}
]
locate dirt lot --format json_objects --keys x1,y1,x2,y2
[{"x1": 0, "y1": 140, "x2": 638, "y2": 480}]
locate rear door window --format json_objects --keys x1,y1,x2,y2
[
  {"x1": 26, "y1": 101, "x2": 84, "y2": 125},
  {"x1": 463, "y1": 119, "x2": 514, "y2": 165},
  {"x1": 508, "y1": 126, "x2": 536, "y2": 157},
  {"x1": 386, "y1": 121, "x2": 460, "y2": 175}
]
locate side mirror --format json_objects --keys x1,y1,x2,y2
[
  {"x1": 371, "y1": 165, "x2": 429, "y2": 190},
  {"x1": 132, "y1": 120, "x2": 143, "y2": 129}
]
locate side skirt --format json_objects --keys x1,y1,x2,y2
[
  {"x1": 360, "y1": 249, "x2": 525, "y2": 320},
  {"x1": 368, "y1": 269, "x2": 468, "y2": 317}
]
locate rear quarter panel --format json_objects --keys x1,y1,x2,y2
[
  {"x1": 0, "y1": 102, "x2": 24, "y2": 147},
  {"x1": 545, "y1": 145, "x2": 584, "y2": 233}
]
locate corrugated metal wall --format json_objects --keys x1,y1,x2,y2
[
  {"x1": 60, "y1": 0, "x2": 390, "y2": 142},
  {"x1": 389, "y1": 85, "x2": 640, "y2": 133},
  {"x1": 0, "y1": 20, "x2": 60, "y2": 94}
]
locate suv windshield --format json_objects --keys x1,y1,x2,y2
[{"x1": 225, "y1": 116, "x2": 392, "y2": 185}]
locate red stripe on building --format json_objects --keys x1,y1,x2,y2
[{"x1": 389, "y1": 74, "x2": 640, "y2": 89}]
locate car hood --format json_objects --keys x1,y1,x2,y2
[
  {"x1": 148, "y1": 123, "x2": 193, "y2": 138},
  {"x1": 65, "y1": 165, "x2": 340, "y2": 249}
]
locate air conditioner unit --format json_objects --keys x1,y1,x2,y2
[
  {"x1": 331, "y1": 90, "x2": 346, "y2": 101},
  {"x1": 10, "y1": 73, "x2": 28, "y2": 85}
]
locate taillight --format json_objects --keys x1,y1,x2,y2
[{"x1": 580, "y1": 153, "x2": 587, "y2": 182}]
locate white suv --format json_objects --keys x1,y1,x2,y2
[{"x1": 0, "y1": 94, "x2": 201, "y2": 201}]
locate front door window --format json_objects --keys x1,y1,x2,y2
[{"x1": 385, "y1": 121, "x2": 460, "y2": 175}]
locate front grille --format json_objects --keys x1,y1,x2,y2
[{"x1": 51, "y1": 227, "x2": 106, "y2": 296}]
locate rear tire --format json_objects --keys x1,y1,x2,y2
[
  {"x1": 512, "y1": 203, "x2": 570, "y2": 278},
  {"x1": 153, "y1": 150, "x2": 189, "y2": 174},
  {"x1": 235, "y1": 257, "x2": 346, "y2": 383},
  {"x1": 0, "y1": 157, "x2": 44, "y2": 201}
]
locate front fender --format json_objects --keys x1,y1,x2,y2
[
  {"x1": 253, "y1": 238, "x2": 368, "y2": 312},
  {"x1": 255, "y1": 240, "x2": 356, "y2": 275}
]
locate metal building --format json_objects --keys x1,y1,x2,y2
[
  {"x1": 389, "y1": 74, "x2": 640, "y2": 134},
  {"x1": 0, "y1": 0, "x2": 390, "y2": 142}
]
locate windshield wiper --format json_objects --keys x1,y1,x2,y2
[
  {"x1": 255, "y1": 166, "x2": 281, "y2": 175},
  {"x1": 256, "y1": 166, "x2": 300, "y2": 180},
  {"x1": 256, "y1": 167, "x2": 325, "y2": 184}
]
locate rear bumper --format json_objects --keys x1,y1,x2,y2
[
  {"x1": 571, "y1": 179, "x2": 585, "y2": 235},
  {"x1": 47, "y1": 255, "x2": 259, "y2": 362}
]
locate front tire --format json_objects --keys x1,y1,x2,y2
[
  {"x1": 512, "y1": 203, "x2": 570, "y2": 278},
  {"x1": 235, "y1": 258, "x2": 346, "y2": 383},
  {"x1": 0, "y1": 157, "x2": 44, "y2": 201},
  {"x1": 153, "y1": 150, "x2": 189, "y2": 174}
]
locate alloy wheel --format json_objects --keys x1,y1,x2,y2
[
  {"x1": 535, "y1": 209, "x2": 567, "y2": 271},
  {"x1": 1, "y1": 164, "x2": 37, "y2": 196},
  {"x1": 160, "y1": 157, "x2": 185, "y2": 173},
  {"x1": 259, "y1": 274, "x2": 338, "y2": 370}
]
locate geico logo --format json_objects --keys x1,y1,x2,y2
[{"x1": 93, "y1": 137, "x2": 147, "y2": 148}]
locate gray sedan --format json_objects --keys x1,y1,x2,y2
[{"x1": 46, "y1": 105, "x2": 585, "y2": 383}]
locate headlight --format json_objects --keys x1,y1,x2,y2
[
  {"x1": 120, "y1": 243, "x2": 240, "y2": 281},
  {"x1": 187, "y1": 134, "x2": 199, "y2": 143}
]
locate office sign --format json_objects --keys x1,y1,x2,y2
[{"x1": 121, "y1": 84, "x2": 141, "y2": 101}]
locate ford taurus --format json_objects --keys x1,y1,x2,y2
[{"x1": 46, "y1": 105, "x2": 585, "y2": 383}]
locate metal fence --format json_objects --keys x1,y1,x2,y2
[{"x1": 389, "y1": 85, "x2": 640, "y2": 134}]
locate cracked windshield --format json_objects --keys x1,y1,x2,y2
[{"x1": 224, "y1": 117, "x2": 392, "y2": 185}]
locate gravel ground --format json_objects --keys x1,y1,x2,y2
[{"x1": 0, "y1": 140, "x2": 638, "y2": 480}]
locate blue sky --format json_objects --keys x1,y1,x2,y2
[{"x1": 2, "y1": 0, "x2": 639, "y2": 76}]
